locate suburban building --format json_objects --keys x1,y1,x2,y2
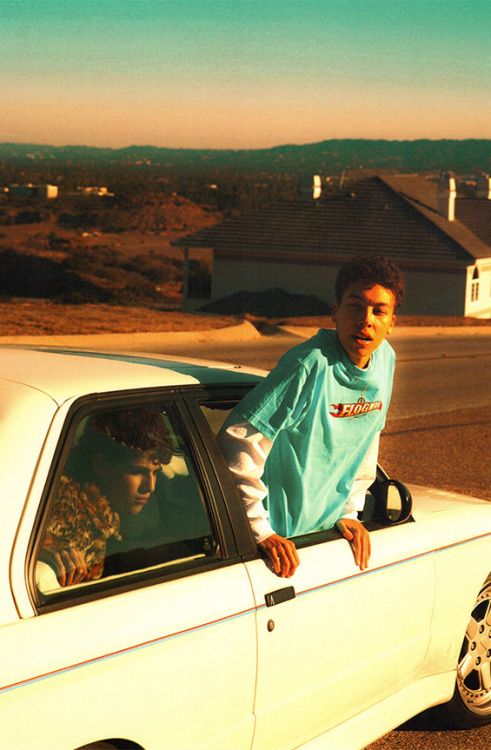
[
  {"x1": 175, "y1": 173, "x2": 491, "y2": 318},
  {"x1": 3, "y1": 183, "x2": 58, "y2": 199},
  {"x1": 76, "y1": 186, "x2": 113, "y2": 197}
]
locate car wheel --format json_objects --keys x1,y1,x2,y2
[{"x1": 439, "y1": 574, "x2": 491, "y2": 728}]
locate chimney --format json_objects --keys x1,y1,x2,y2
[
  {"x1": 437, "y1": 171, "x2": 456, "y2": 221},
  {"x1": 476, "y1": 173, "x2": 491, "y2": 200},
  {"x1": 297, "y1": 174, "x2": 322, "y2": 200}
]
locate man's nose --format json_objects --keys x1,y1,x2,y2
[
  {"x1": 360, "y1": 306, "x2": 374, "y2": 325},
  {"x1": 140, "y1": 473, "x2": 156, "y2": 494}
]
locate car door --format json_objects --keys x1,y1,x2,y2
[
  {"x1": 192, "y1": 387, "x2": 436, "y2": 750},
  {"x1": 9, "y1": 391, "x2": 258, "y2": 750},
  {"x1": 246, "y1": 522, "x2": 435, "y2": 750}
]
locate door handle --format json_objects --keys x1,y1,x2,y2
[{"x1": 265, "y1": 586, "x2": 296, "y2": 607}]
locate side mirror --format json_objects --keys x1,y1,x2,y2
[{"x1": 375, "y1": 479, "x2": 413, "y2": 525}]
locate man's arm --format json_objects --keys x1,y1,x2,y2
[{"x1": 218, "y1": 422, "x2": 299, "y2": 577}]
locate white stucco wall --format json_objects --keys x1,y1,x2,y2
[{"x1": 464, "y1": 261, "x2": 491, "y2": 319}]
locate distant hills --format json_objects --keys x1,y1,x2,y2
[{"x1": 1, "y1": 139, "x2": 491, "y2": 174}]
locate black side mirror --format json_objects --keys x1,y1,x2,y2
[{"x1": 375, "y1": 479, "x2": 413, "y2": 525}]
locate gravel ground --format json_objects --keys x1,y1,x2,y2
[
  {"x1": 0, "y1": 300, "x2": 239, "y2": 335},
  {"x1": 367, "y1": 722, "x2": 491, "y2": 750},
  {"x1": 380, "y1": 405, "x2": 491, "y2": 501}
]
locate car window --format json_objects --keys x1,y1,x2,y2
[
  {"x1": 201, "y1": 402, "x2": 233, "y2": 435},
  {"x1": 198, "y1": 395, "x2": 393, "y2": 545},
  {"x1": 35, "y1": 402, "x2": 219, "y2": 599}
]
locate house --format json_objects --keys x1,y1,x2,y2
[
  {"x1": 174, "y1": 173, "x2": 491, "y2": 318},
  {"x1": 4, "y1": 183, "x2": 58, "y2": 199},
  {"x1": 76, "y1": 186, "x2": 113, "y2": 197}
]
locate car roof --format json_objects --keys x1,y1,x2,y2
[{"x1": 0, "y1": 346, "x2": 264, "y2": 405}]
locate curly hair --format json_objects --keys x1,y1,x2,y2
[
  {"x1": 335, "y1": 255, "x2": 404, "y2": 309},
  {"x1": 66, "y1": 407, "x2": 174, "y2": 484},
  {"x1": 89, "y1": 408, "x2": 173, "y2": 460}
]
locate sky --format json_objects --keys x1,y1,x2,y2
[{"x1": 1, "y1": 0, "x2": 491, "y2": 149}]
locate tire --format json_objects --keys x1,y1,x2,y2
[{"x1": 438, "y1": 574, "x2": 491, "y2": 728}]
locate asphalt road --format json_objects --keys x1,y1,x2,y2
[{"x1": 161, "y1": 326, "x2": 491, "y2": 416}]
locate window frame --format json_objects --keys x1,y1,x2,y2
[
  {"x1": 181, "y1": 383, "x2": 260, "y2": 562},
  {"x1": 28, "y1": 386, "x2": 246, "y2": 613},
  {"x1": 471, "y1": 267, "x2": 480, "y2": 302}
]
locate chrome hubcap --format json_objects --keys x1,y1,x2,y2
[{"x1": 457, "y1": 581, "x2": 491, "y2": 715}]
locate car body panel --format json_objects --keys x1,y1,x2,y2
[
  {"x1": 0, "y1": 347, "x2": 488, "y2": 749},
  {"x1": 409, "y1": 487, "x2": 491, "y2": 677},
  {"x1": 0, "y1": 380, "x2": 58, "y2": 623},
  {"x1": 0, "y1": 347, "x2": 263, "y2": 405},
  {"x1": 0, "y1": 565, "x2": 257, "y2": 750},
  {"x1": 247, "y1": 521, "x2": 435, "y2": 750}
]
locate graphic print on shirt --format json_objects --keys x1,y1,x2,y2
[{"x1": 329, "y1": 397, "x2": 383, "y2": 419}]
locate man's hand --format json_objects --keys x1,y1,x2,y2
[
  {"x1": 39, "y1": 546, "x2": 89, "y2": 587},
  {"x1": 337, "y1": 518, "x2": 371, "y2": 570},
  {"x1": 258, "y1": 534, "x2": 300, "y2": 578}
]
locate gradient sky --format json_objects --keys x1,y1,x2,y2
[{"x1": 1, "y1": 0, "x2": 490, "y2": 149}]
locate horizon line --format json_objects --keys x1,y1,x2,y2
[{"x1": 2, "y1": 137, "x2": 491, "y2": 153}]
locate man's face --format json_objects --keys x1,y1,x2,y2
[
  {"x1": 332, "y1": 281, "x2": 396, "y2": 368},
  {"x1": 102, "y1": 452, "x2": 161, "y2": 516}
]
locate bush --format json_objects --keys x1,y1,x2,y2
[
  {"x1": 15, "y1": 210, "x2": 43, "y2": 224},
  {"x1": 0, "y1": 248, "x2": 62, "y2": 296}
]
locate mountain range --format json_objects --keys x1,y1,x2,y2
[{"x1": 1, "y1": 139, "x2": 490, "y2": 174}]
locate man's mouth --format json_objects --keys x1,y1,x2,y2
[{"x1": 353, "y1": 334, "x2": 372, "y2": 344}]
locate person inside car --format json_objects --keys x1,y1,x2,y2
[
  {"x1": 219, "y1": 255, "x2": 404, "y2": 578},
  {"x1": 39, "y1": 407, "x2": 174, "y2": 587}
]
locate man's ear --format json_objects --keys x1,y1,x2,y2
[
  {"x1": 387, "y1": 313, "x2": 396, "y2": 336},
  {"x1": 331, "y1": 304, "x2": 338, "y2": 324}
]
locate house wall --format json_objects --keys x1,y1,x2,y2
[
  {"x1": 401, "y1": 268, "x2": 467, "y2": 316},
  {"x1": 464, "y1": 261, "x2": 491, "y2": 319},
  {"x1": 212, "y1": 256, "x2": 469, "y2": 316},
  {"x1": 212, "y1": 257, "x2": 339, "y2": 307}
]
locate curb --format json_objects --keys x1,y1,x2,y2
[
  {"x1": 278, "y1": 324, "x2": 491, "y2": 339},
  {"x1": 0, "y1": 320, "x2": 261, "y2": 348}
]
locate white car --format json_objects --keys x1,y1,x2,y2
[{"x1": 0, "y1": 346, "x2": 490, "y2": 750}]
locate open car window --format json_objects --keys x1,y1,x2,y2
[
  {"x1": 198, "y1": 393, "x2": 412, "y2": 548},
  {"x1": 34, "y1": 401, "x2": 219, "y2": 601}
]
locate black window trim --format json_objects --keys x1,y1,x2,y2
[
  {"x1": 27, "y1": 386, "x2": 247, "y2": 614},
  {"x1": 181, "y1": 383, "x2": 259, "y2": 562}
]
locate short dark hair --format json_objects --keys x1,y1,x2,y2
[{"x1": 335, "y1": 255, "x2": 404, "y2": 308}]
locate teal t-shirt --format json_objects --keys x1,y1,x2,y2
[{"x1": 233, "y1": 329, "x2": 395, "y2": 538}]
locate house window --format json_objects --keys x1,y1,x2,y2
[{"x1": 471, "y1": 268, "x2": 480, "y2": 302}]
